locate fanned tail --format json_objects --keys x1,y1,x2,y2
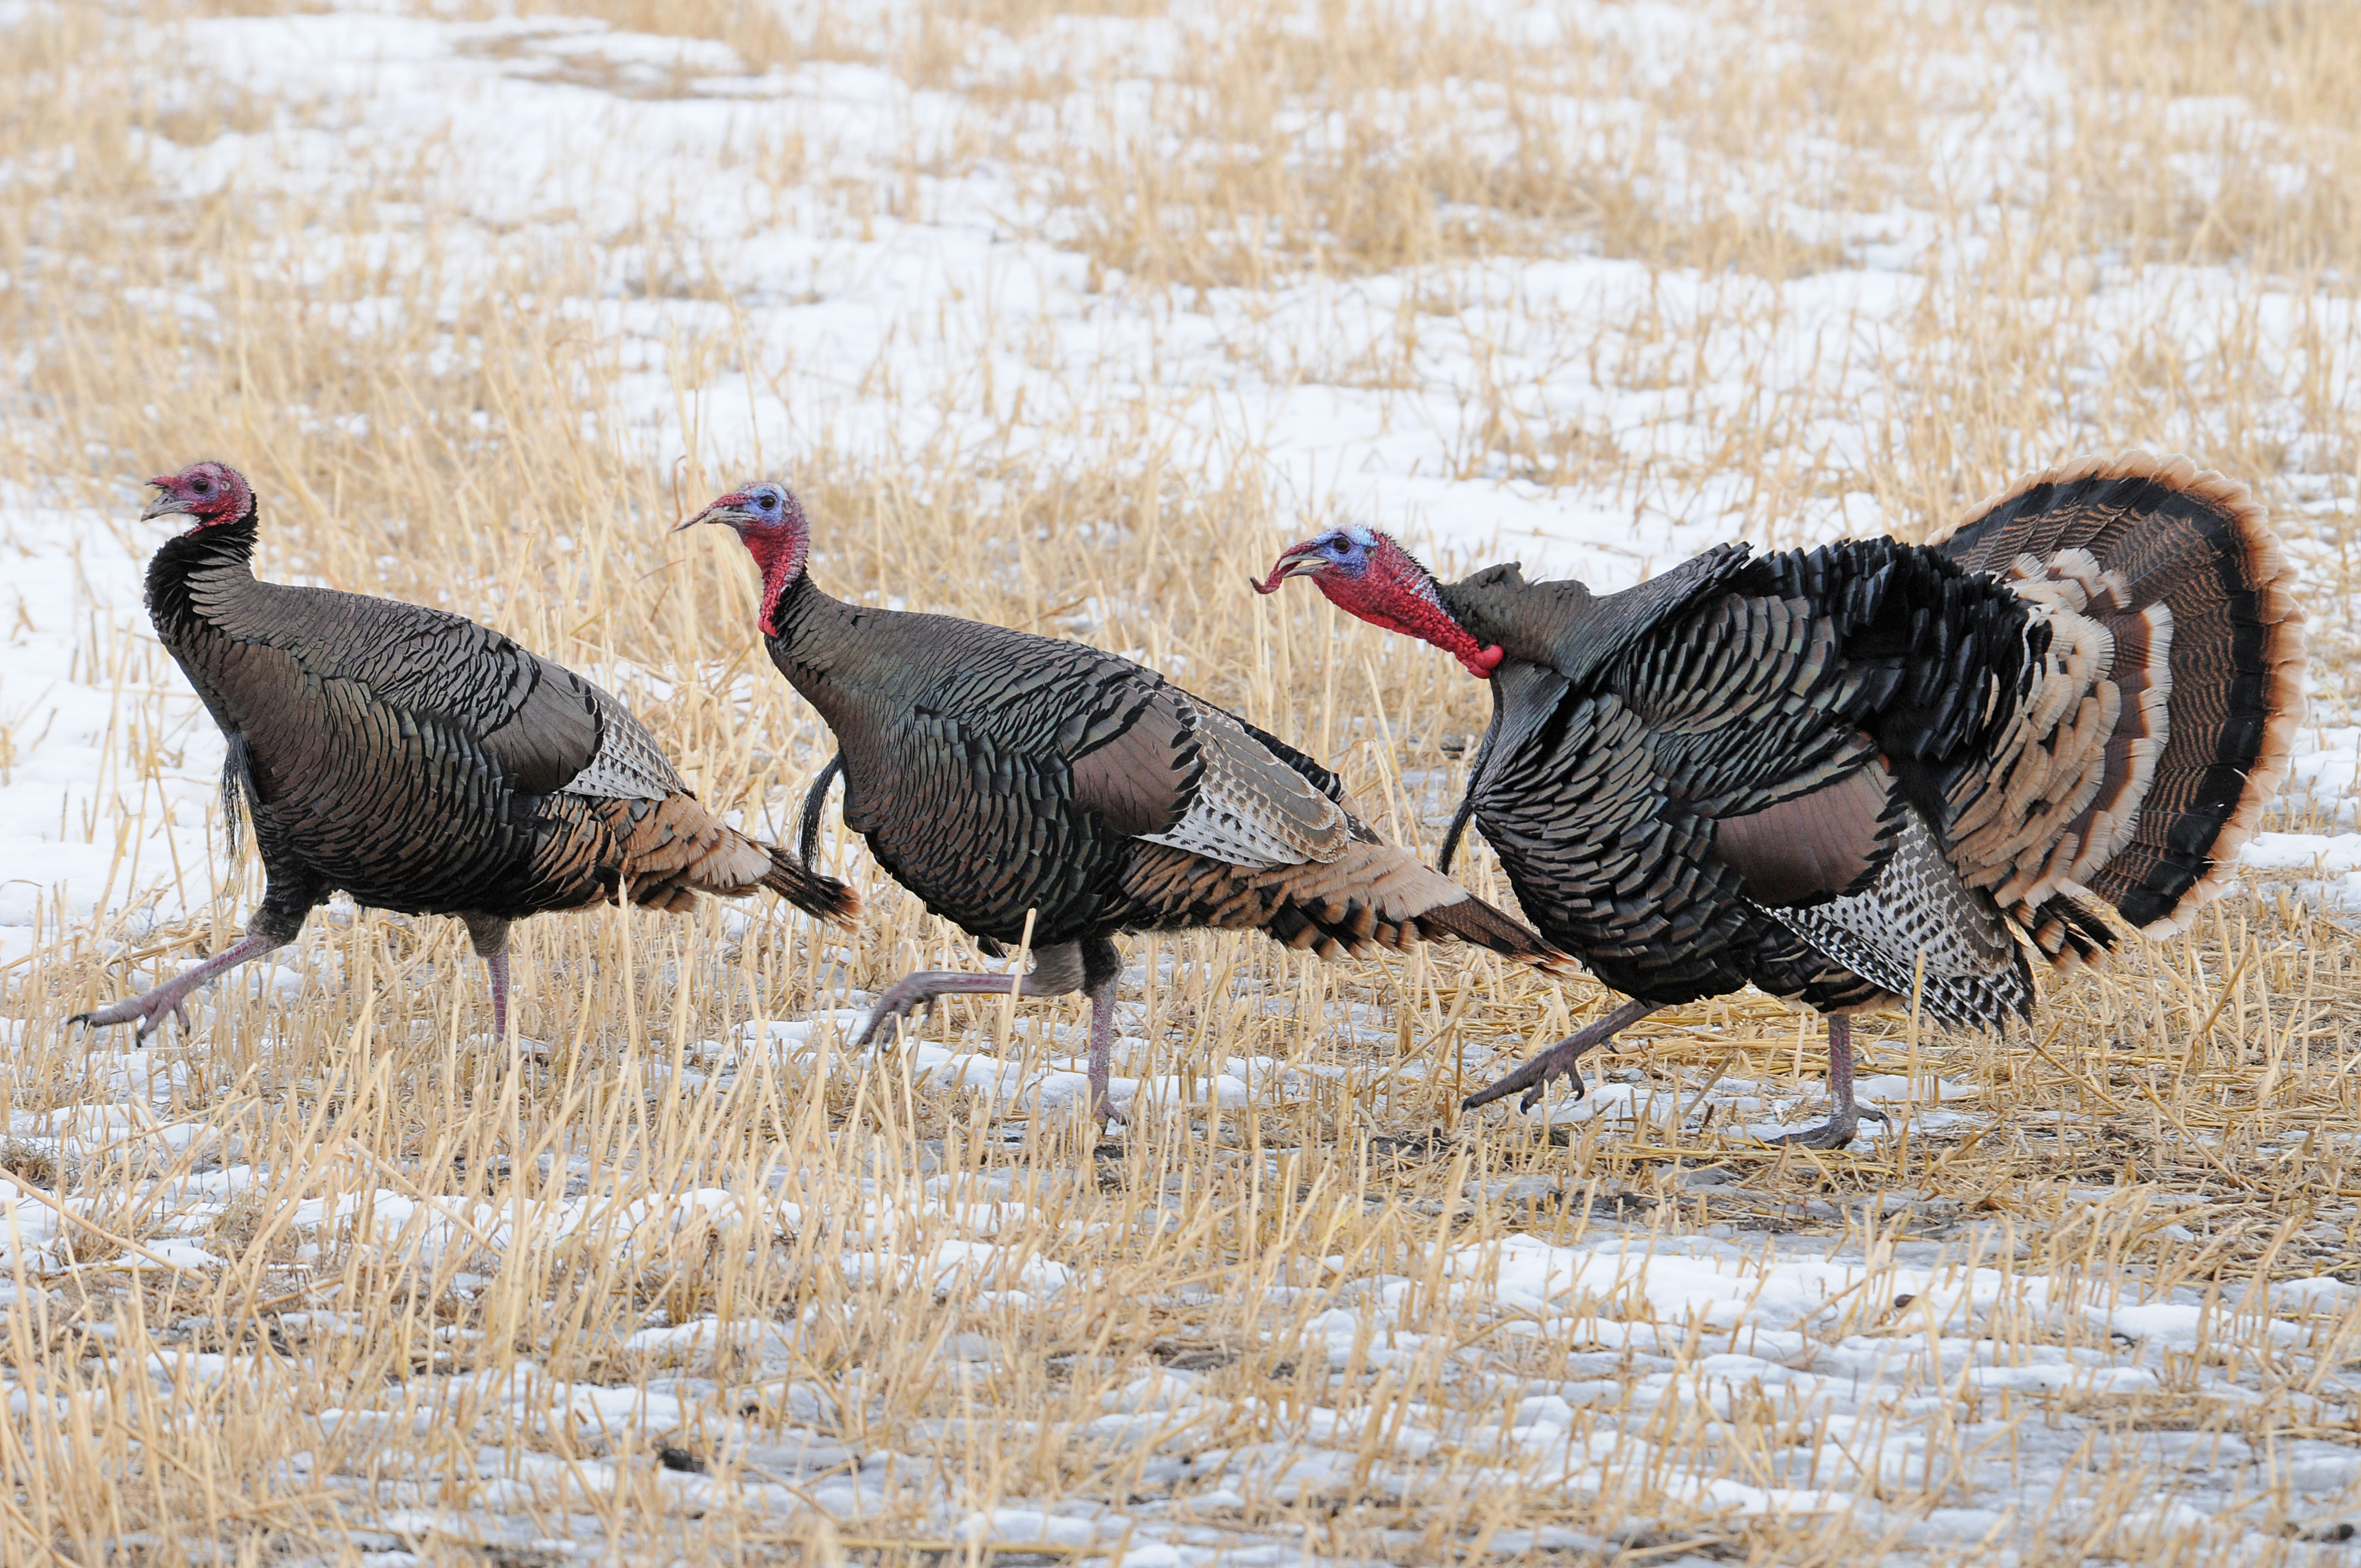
[{"x1": 1930, "y1": 452, "x2": 2305, "y2": 952}]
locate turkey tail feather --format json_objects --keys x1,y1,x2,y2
[
  {"x1": 1412, "y1": 889, "x2": 1576, "y2": 976},
  {"x1": 1120, "y1": 837, "x2": 1570, "y2": 974},
  {"x1": 763, "y1": 842, "x2": 861, "y2": 924},
  {"x1": 595, "y1": 793, "x2": 858, "y2": 924},
  {"x1": 1931, "y1": 451, "x2": 2304, "y2": 943}
]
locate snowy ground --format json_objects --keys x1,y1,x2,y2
[{"x1": 7, "y1": 2, "x2": 2361, "y2": 1562}]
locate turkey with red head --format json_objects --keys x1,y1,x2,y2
[
  {"x1": 73, "y1": 462, "x2": 857, "y2": 1043},
  {"x1": 1259, "y1": 455, "x2": 2305, "y2": 1146},
  {"x1": 684, "y1": 480, "x2": 1571, "y2": 1124}
]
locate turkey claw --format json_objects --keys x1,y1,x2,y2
[
  {"x1": 69, "y1": 997, "x2": 170, "y2": 1045},
  {"x1": 1457, "y1": 1001, "x2": 1658, "y2": 1117},
  {"x1": 1461, "y1": 1043, "x2": 1587, "y2": 1113},
  {"x1": 852, "y1": 993, "x2": 933, "y2": 1049}
]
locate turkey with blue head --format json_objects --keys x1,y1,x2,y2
[{"x1": 1259, "y1": 454, "x2": 2305, "y2": 1146}]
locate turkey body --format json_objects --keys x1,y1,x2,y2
[
  {"x1": 1445, "y1": 538, "x2": 2039, "y2": 1025},
  {"x1": 1423, "y1": 454, "x2": 2304, "y2": 1140},
  {"x1": 748, "y1": 558, "x2": 1566, "y2": 1119},
  {"x1": 155, "y1": 519, "x2": 738, "y2": 924},
  {"x1": 77, "y1": 492, "x2": 852, "y2": 1041},
  {"x1": 771, "y1": 578, "x2": 1391, "y2": 953}
]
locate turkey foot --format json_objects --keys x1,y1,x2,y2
[
  {"x1": 1461, "y1": 998, "x2": 1662, "y2": 1113},
  {"x1": 70, "y1": 932, "x2": 286, "y2": 1044},
  {"x1": 853, "y1": 939, "x2": 1128, "y2": 1126},
  {"x1": 1764, "y1": 1015, "x2": 1890, "y2": 1149},
  {"x1": 69, "y1": 993, "x2": 192, "y2": 1043},
  {"x1": 1766, "y1": 1107, "x2": 1890, "y2": 1150},
  {"x1": 852, "y1": 970, "x2": 1047, "y2": 1048}
]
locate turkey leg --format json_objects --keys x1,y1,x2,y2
[
  {"x1": 1767, "y1": 1014, "x2": 1890, "y2": 1149},
  {"x1": 1079, "y1": 961, "x2": 1123, "y2": 1128},
  {"x1": 70, "y1": 885, "x2": 315, "y2": 1043},
  {"x1": 461, "y1": 915, "x2": 513, "y2": 1040},
  {"x1": 1461, "y1": 997, "x2": 1661, "y2": 1113}
]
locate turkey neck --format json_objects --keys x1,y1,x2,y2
[
  {"x1": 145, "y1": 513, "x2": 268, "y2": 725},
  {"x1": 758, "y1": 571, "x2": 904, "y2": 725},
  {"x1": 148, "y1": 509, "x2": 259, "y2": 616}
]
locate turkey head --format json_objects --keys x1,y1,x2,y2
[
  {"x1": 142, "y1": 462, "x2": 254, "y2": 533},
  {"x1": 1256, "y1": 527, "x2": 1502, "y2": 677},
  {"x1": 684, "y1": 481, "x2": 810, "y2": 635}
]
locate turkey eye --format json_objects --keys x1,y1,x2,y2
[
  {"x1": 192, "y1": 479, "x2": 211, "y2": 493},
  {"x1": 1330, "y1": 539, "x2": 1348, "y2": 554},
  {"x1": 757, "y1": 495, "x2": 775, "y2": 510}
]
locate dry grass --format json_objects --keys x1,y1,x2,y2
[{"x1": 4, "y1": 0, "x2": 2361, "y2": 1562}]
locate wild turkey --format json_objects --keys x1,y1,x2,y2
[
  {"x1": 1259, "y1": 454, "x2": 2305, "y2": 1146},
  {"x1": 683, "y1": 481, "x2": 1571, "y2": 1121},
  {"x1": 72, "y1": 462, "x2": 857, "y2": 1042}
]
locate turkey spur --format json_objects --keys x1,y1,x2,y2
[
  {"x1": 684, "y1": 481, "x2": 1571, "y2": 1123},
  {"x1": 1260, "y1": 453, "x2": 2305, "y2": 1146},
  {"x1": 73, "y1": 462, "x2": 858, "y2": 1043}
]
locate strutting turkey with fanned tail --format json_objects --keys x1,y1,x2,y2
[
  {"x1": 1260, "y1": 454, "x2": 2306, "y2": 1146},
  {"x1": 72, "y1": 463, "x2": 858, "y2": 1043},
  {"x1": 684, "y1": 481, "x2": 1573, "y2": 1124}
]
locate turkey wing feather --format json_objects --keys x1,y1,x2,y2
[
  {"x1": 1471, "y1": 665, "x2": 1744, "y2": 976},
  {"x1": 1123, "y1": 696, "x2": 1348, "y2": 867},
  {"x1": 197, "y1": 581, "x2": 680, "y2": 801}
]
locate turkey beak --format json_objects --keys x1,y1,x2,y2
[
  {"x1": 677, "y1": 496, "x2": 749, "y2": 533},
  {"x1": 140, "y1": 481, "x2": 188, "y2": 522},
  {"x1": 1252, "y1": 544, "x2": 1323, "y2": 595}
]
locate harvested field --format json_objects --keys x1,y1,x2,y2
[{"x1": 4, "y1": 1, "x2": 2361, "y2": 1562}]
